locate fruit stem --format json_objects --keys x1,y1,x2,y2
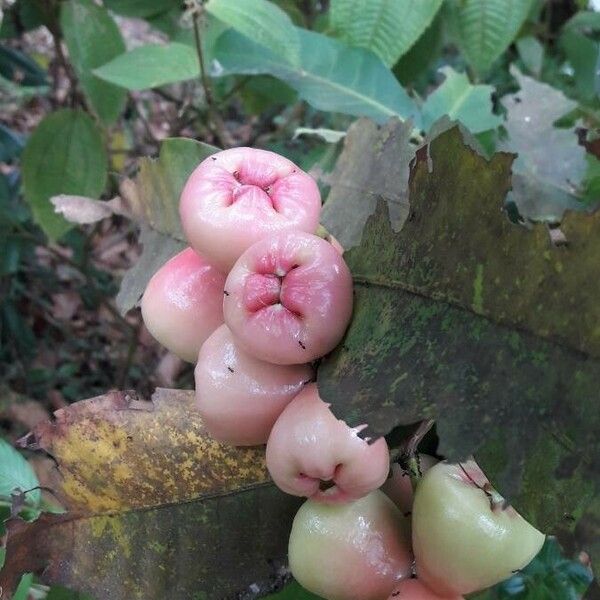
[
  {"x1": 397, "y1": 419, "x2": 434, "y2": 490},
  {"x1": 405, "y1": 454, "x2": 423, "y2": 491},
  {"x1": 458, "y1": 463, "x2": 508, "y2": 512},
  {"x1": 316, "y1": 224, "x2": 330, "y2": 239}
]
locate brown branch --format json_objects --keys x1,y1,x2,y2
[
  {"x1": 43, "y1": 0, "x2": 81, "y2": 107},
  {"x1": 191, "y1": 10, "x2": 233, "y2": 148}
]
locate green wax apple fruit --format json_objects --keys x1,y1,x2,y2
[
  {"x1": 289, "y1": 490, "x2": 413, "y2": 600},
  {"x1": 412, "y1": 460, "x2": 545, "y2": 596}
]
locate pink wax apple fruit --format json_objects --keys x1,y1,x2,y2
[
  {"x1": 179, "y1": 147, "x2": 322, "y2": 272},
  {"x1": 224, "y1": 231, "x2": 353, "y2": 365},
  {"x1": 412, "y1": 460, "x2": 545, "y2": 597},
  {"x1": 289, "y1": 490, "x2": 413, "y2": 600},
  {"x1": 388, "y1": 579, "x2": 464, "y2": 599},
  {"x1": 141, "y1": 248, "x2": 226, "y2": 362},
  {"x1": 194, "y1": 324, "x2": 313, "y2": 446},
  {"x1": 381, "y1": 454, "x2": 438, "y2": 515},
  {"x1": 266, "y1": 383, "x2": 389, "y2": 503}
]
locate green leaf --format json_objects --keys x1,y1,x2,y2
[
  {"x1": 272, "y1": 0, "x2": 307, "y2": 27},
  {"x1": 12, "y1": 573, "x2": 33, "y2": 600},
  {"x1": 421, "y1": 67, "x2": 502, "y2": 134},
  {"x1": 0, "y1": 1, "x2": 48, "y2": 38},
  {"x1": 0, "y1": 123, "x2": 25, "y2": 162},
  {"x1": 445, "y1": 0, "x2": 534, "y2": 74},
  {"x1": 116, "y1": 226, "x2": 185, "y2": 315},
  {"x1": 317, "y1": 124, "x2": 599, "y2": 541},
  {"x1": 321, "y1": 118, "x2": 414, "y2": 250},
  {"x1": 0, "y1": 45, "x2": 48, "y2": 87},
  {"x1": 560, "y1": 30, "x2": 600, "y2": 103},
  {"x1": 471, "y1": 538, "x2": 594, "y2": 599},
  {"x1": 330, "y1": 0, "x2": 443, "y2": 67},
  {"x1": 516, "y1": 36, "x2": 544, "y2": 77},
  {"x1": 206, "y1": 0, "x2": 300, "y2": 64},
  {"x1": 103, "y1": 0, "x2": 180, "y2": 18},
  {"x1": 0, "y1": 438, "x2": 40, "y2": 507},
  {"x1": 239, "y1": 75, "x2": 297, "y2": 114},
  {"x1": 213, "y1": 28, "x2": 420, "y2": 126},
  {"x1": 46, "y1": 136, "x2": 217, "y2": 315},
  {"x1": 394, "y1": 12, "x2": 444, "y2": 88},
  {"x1": 563, "y1": 10, "x2": 600, "y2": 33},
  {"x1": 123, "y1": 137, "x2": 216, "y2": 241},
  {"x1": 94, "y1": 43, "x2": 198, "y2": 90},
  {"x1": 0, "y1": 389, "x2": 301, "y2": 599},
  {"x1": 21, "y1": 109, "x2": 108, "y2": 240},
  {"x1": 499, "y1": 67, "x2": 595, "y2": 222},
  {"x1": 60, "y1": 0, "x2": 127, "y2": 125},
  {"x1": 116, "y1": 137, "x2": 217, "y2": 314}
]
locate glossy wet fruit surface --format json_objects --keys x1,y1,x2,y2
[
  {"x1": 412, "y1": 460, "x2": 545, "y2": 596},
  {"x1": 180, "y1": 147, "x2": 321, "y2": 272},
  {"x1": 289, "y1": 490, "x2": 413, "y2": 600},
  {"x1": 266, "y1": 383, "x2": 389, "y2": 503},
  {"x1": 141, "y1": 248, "x2": 226, "y2": 363},
  {"x1": 194, "y1": 324, "x2": 312, "y2": 446},
  {"x1": 224, "y1": 231, "x2": 353, "y2": 365}
]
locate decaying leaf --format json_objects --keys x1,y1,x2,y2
[
  {"x1": 116, "y1": 137, "x2": 218, "y2": 314},
  {"x1": 0, "y1": 389, "x2": 300, "y2": 599},
  {"x1": 115, "y1": 226, "x2": 186, "y2": 315},
  {"x1": 318, "y1": 125, "x2": 599, "y2": 541},
  {"x1": 320, "y1": 118, "x2": 414, "y2": 250},
  {"x1": 49, "y1": 138, "x2": 218, "y2": 315},
  {"x1": 500, "y1": 67, "x2": 597, "y2": 222},
  {"x1": 122, "y1": 138, "x2": 218, "y2": 241},
  {"x1": 50, "y1": 194, "x2": 127, "y2": 225}
]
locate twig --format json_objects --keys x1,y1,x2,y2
[
  {"x1": 43, "y1": 0, "x2": 81, "y2": 106},
  {"x1": 217, "y1": 75, "x2": 252, "y2": 107},
  {"x1": 404, "y1": 419, "x2": 435, "y2": 457},
  {"x1": 117, "y1": 321, "x2": 141, "y2": 389},
  {"x1": 12, "y1": 224, "x2": 136, "y2": 333},
  {"x1": 133, "y1": 98, "x2": 161, "y2": 145},
  {"x1": 251, "y1": 102, "x2": 305, "y2": 147},
  {"x1": 152, "y1": 88, "x2": 199, "y2": 119},
  {"x1": 191, "y1": 9, "x2": 233, "y2": 147}
]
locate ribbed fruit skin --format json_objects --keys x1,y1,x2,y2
[{"x1": 179, "y1": 147, "x2": 321, "y2": 272}]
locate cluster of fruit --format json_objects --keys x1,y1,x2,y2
[{"x1": 141, "y1": 147, "x2": 544, "y2": 600}]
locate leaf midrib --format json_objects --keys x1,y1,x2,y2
[
  {"x1": 350, "y1": 273, "x2": 592, "y2": 358},
  {"x1": 245, "y1": 47, "x2": 401, "y2": 119},
  {"x1": 40, "y1": 480, "x2": 276, "y2": 522}
]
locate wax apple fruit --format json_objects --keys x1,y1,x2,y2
[
  {"x1": 289, "y1": 491, "x2": 413, "y2": 600},
  {"x1": 388, "y1": 579, "x2": 463, "y2": 599},
  {"x1": 224, "y1": 232, "x2": 353, "y2": 365},
  {"x1": 194, "y1": 324, "x2": 313, "y2": 445},
  {"x1": 381, "y1": 455, "x2": 438, "y2": 515},
  {"x1": 266, "y1": 383, "x2": 389, "y2": 503},
  {"x1": 141, "y1": 248, "x2": 226, "y2": 362},
  {"x1": 412, "y1": 460, "x2": 545, "y2": 596},
  {"x1": 179, "y1": 147, "x2": 321, "y2": 272}
]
